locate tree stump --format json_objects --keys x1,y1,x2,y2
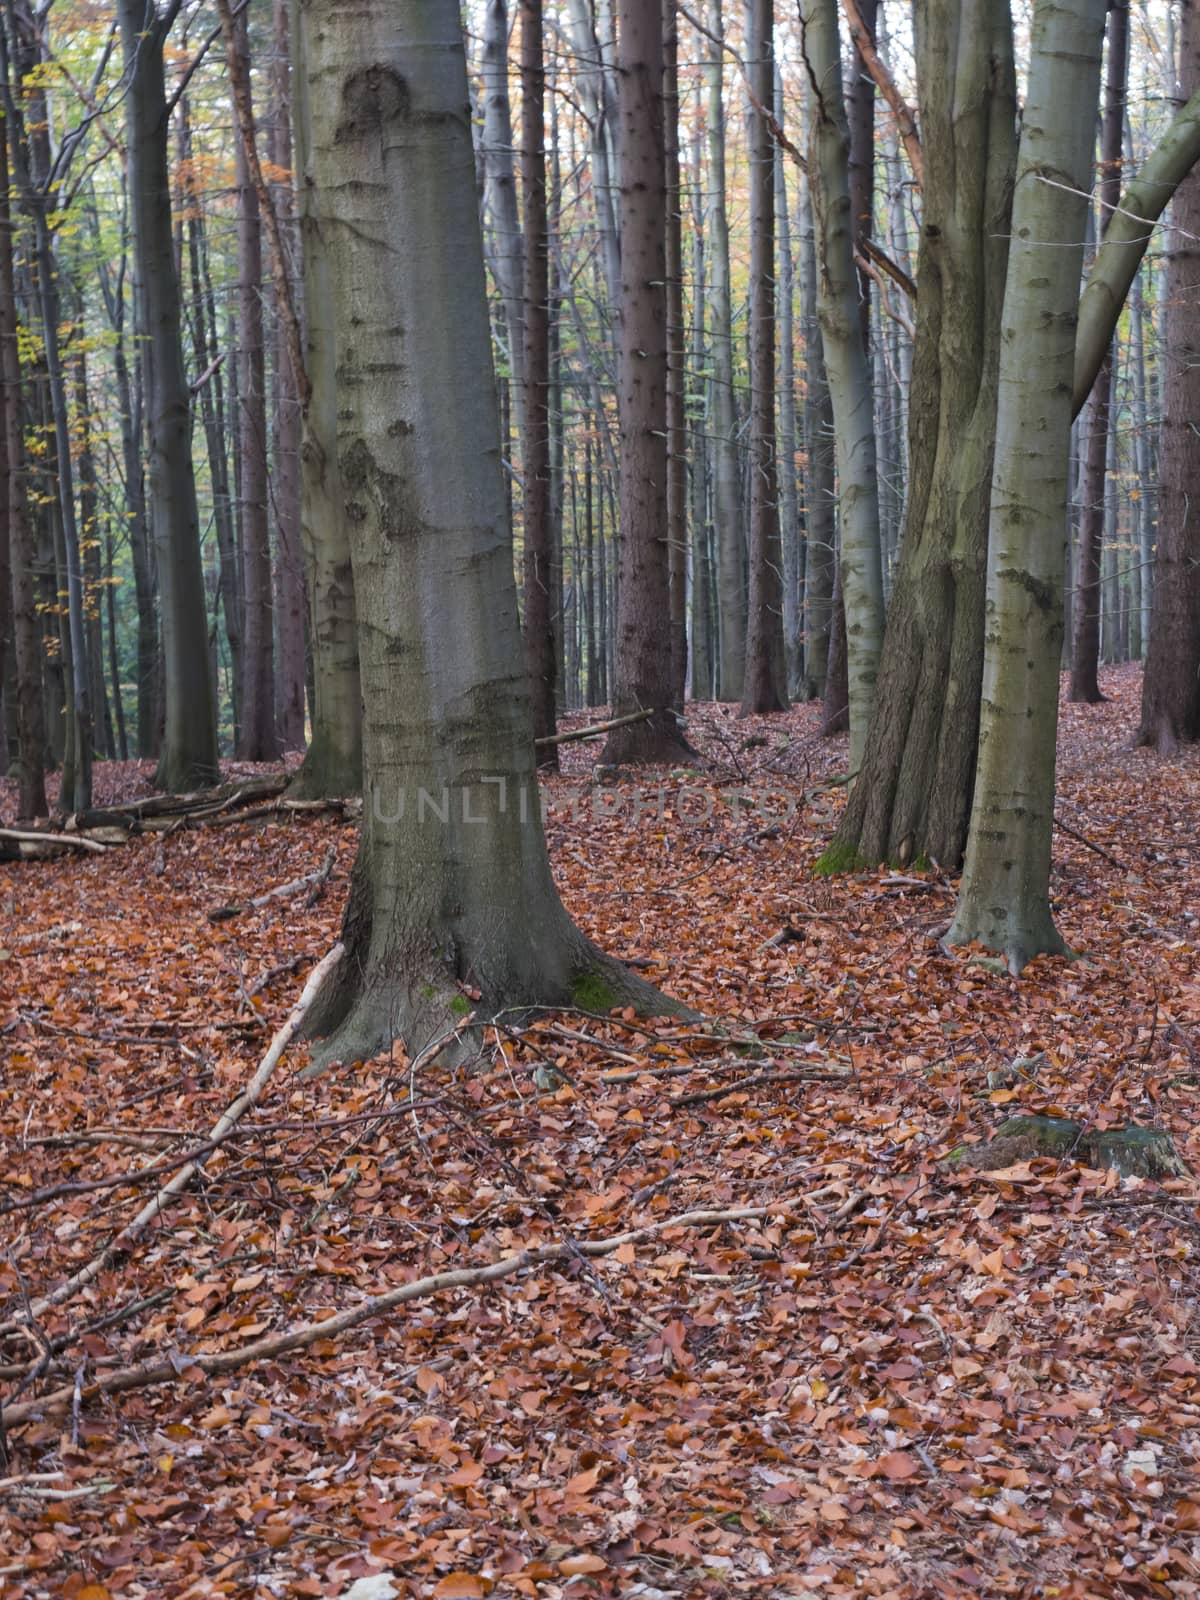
[{"x1": 944, "y1": 1115, "x2": 1191, "y2": 1181}]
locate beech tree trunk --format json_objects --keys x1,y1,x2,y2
[
  {"x1": 480, "y1": 0, "x2": 526, "y2": 448},
  {"x1": 300, "y1": 0, "x2": 679, "y2": 1066},
  {"x1": 288, "y1": 0, "x2": 363, "y2": 800},
  {"x1": 799, "y1": 164, "x2": 835, "y2": 701},
  {"x1": 775, "y1": 64, "x2": 802, "y2": 697},
  {"x1": 601, "y1": 0, "x2": 690, "y2": 764},
  {"x1": 704, "y1": 0, "x2": 745, "y2": 702},
  {"x1": 801, "y1": 0, "x2": 884, "y2": 771},
  {"x1": 117, "y1": 0, "x2": 218, "y2": 791},
  {"x1": 1069, "y1": 0, "x2": 1129, "y2": 704},
  {"x1": 521, "y1": 0, "x2": 557, "y2": 762},
  {"x1": 664, "y1": 0, "x2": 688, "y2": 713},
  {"x1": 1138, "y1": 0, "x2": 1200, "y2": 751},
  {"x1": 740, "y1": 0, "x2": 787, "y2": 715},
  {"x1": 0, "y1": 111, "x2": 44, "y2": 816},
  {"x1": 949, "y1": 0, "x2": 1108, "y2": 971},
  {"x1": 825, "y1": 0, "x2": 1016, "y2": 870}
]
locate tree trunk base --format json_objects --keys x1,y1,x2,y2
[
  {"x1": 944, "y1": 1114, "x2": 1191, "y2": 1181},
  {"x1": 945, "y1": 901, "x2": 1069, "y2": 976}
]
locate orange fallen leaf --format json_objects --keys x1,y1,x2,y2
[
  {"x1": 560, "y1": 1554, "x2": 607, "y2": 1575},
  {"x1": 433, "y1": 1575, "x2": 490, "y2": 1598},
  {"x1": 878, "y1": 1451, "x2": 920, "y2": 1480}
]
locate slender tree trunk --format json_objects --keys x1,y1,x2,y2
[
  {"x1": 949, "y1": 0, "x2": 1108, "y2": 970},
  {"x1": 480, "y1": 0, "x2": 526, "y2": 447},
  {"x1": 802, "y1": 0, "x2": 884, "y2": 770},
  {"x1": 775, "y1": 63, "x2": 801, "y2": 698},
  {"x1": 799, "y1": 165, "x2": 834, "y2": 701},
  {"x1": 117, "y1": 0, "x2": 218, "y2": 791},
  {"x1": 1138, "y1": 0, "x2": 1200, "y2": 750},
  {"x1": 0, "y1": 110, "x2": 43, "y2": 815},
  {"x1": 688, "y1": 123, "x2": 714, "y2": 701},
  {"x1": 105, "y1": 527, "x2": 129, "y2": 762},
  {"x1": 229, "y1": 5, "x2": 277, "y2": 760},
  {"x1": 740, "y1": 0, "x2": 787, "y2": 714},
  {"x1": 271, "y1": 0, "x2": 308, "y2": 751},
  {"x1": 1069, "y1": 0, "x2": 1129, "y2": 703},
  {"x1": 664, "y1": 0, "x2": 688, "y2": 712},
  {"x1": 300, "y1": 0, "x2": 678, "y2": 1066},
  {"x1": 1129, "y1": 271, "x2": 1154, "y2": 657},
  {"x1": 521, "y1": 0, "x2": 557, "y2": 762},
  {"x1": 705, "y1": 0, "x2": 745, "y2": 701},
  {"x1": 601, "y1": 0, "x2": 690, "y2": 764}
]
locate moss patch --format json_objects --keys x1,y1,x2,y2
[
  {"x1": 571, "y1": 969, "x2": 618, "y2": 1014},
  {"x1": 449, "y1": 994, "x2": 472, "y2": 1017},
  {"x1": 813, "y1": 840, "x2": 865, "y2": 877}
]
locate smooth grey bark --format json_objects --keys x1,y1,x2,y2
[
  {"x1": 288, "y1": 0, "x2": 362, "y2": 800},
  {"x1": 117, "y1": 0, "x2": 218, "y2": 791},
  {"x1": 299, "y1": 0, "x2": 679, "y2": 1066},
  {"x1": 563, "y1": 0, "x2": 621, "y2": 319},
  {"x1": 664, "y1": 0, "x2": 688, "y2": 712},
  {"x1": 704, "y1": 0, "x2": 745, "y2": 702},
  {"x1": 740, "y1": 0, "x2": 787, "y2": 714},
  {"x1": 688, "y1": 122, "x2": 715, "y2": 701},
  {"x1": 949, "y1": 0, "x2": 1108, "y2": 971},
  {"x1": 1129, "y1": 271, "x2": 1155, "y2": 657},
  {"x1": 801, "y1": 0, "x2": 884, "y2": 771},
  {"x1": 601, "y1": 0, "x2": 691, "y2": 764}
]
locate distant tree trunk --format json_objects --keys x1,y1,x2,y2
[
  {"x1": 846, "y1": 0, "x2": 877, "y2": 345},
  {"x1": 70, "y1": 330, "x2": 112, "y2": 759},
  {"x1": 664, "y1": 0, "x2": 688, "y2": 711},
  {"x1": 270, "y1": 0, "x2": 308, "y2": 751},
  {"x1": 230, "y1": 5, "x2": 277, "y2": 760},
  {"x1": 802, "y1": 0, "x2": 884, "y2": 769},
  {"x1": 799, "y1": 166, "x2": 834, "y2": 701},
  {"x1": 301, "y1": 0, "x2": 676, "y2": 1066},
  {"x1": 117, "y1": 0, "x2": 218, "y2": 791},
  {"x1": 601, "y1": 0, "x2": 690, "y2": 763},
  {"x1": 689, "y1": 123, "x2": 714, "y2": 701},
  {"x1": 949, "y1": 0, "x2": 1107, "y2": 970},
  {"x1": 1129, "y1": 271, "x2": 1154, "y2": 658},
  {"x1": 480, "y1": 0, "x2": 526, "y2": 446},
  {"x1": 521, "y1": 0, "x2": 557, "y2": 762},
  {"x1": 565, "y1": 0, "x2": 622, "y2": 320},
  {"x1": 775, "y1": 63, "x2": 802, "y2": 697},
  {"x1": 105, "y1": 527, "x2": 129, "y2": 762},
  {"x1": 705, "y1": 0, "x2": 745, "y2": 701},
  {"x1": 1138, "y1": 0, "x2": 1200, "y2": 750},
  {"x1": 740, "y1": 0, "x2": 787, "y2": 714},
  {"x1": 0, "y1": 110, "x2": 44, "y2": 815},
  {"x1": 288, "y1": 0, "x2": 361, "y2": 799},
  {"x1": 1069, "y1": 0, "x2": 1129, "y2": 703}
]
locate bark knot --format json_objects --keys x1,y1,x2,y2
[{"x1": 336, "y1": 65, "x2": 410, "y2": 143}]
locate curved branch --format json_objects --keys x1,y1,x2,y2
[{"x1": 840, "y1": 0, "x2": 923, "y2": 188}]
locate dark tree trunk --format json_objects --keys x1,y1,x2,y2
[
  {"x1": 1069, "y1": 0, "x2": 1129, "y2": 703},
  {"x1": 1138, "y1": 0, "x2": 1200, "y2": 750},
  {"x1": 602, "y1": 0, "x2": 690, "y2": 764},
  {"x1": 664, "y1": 0, "x2": 688, "y2": 712},
  {"x1": 521, "y1": 0, "x2": 558, "y2": 764}
]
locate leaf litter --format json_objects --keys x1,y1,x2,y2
[{"x1": 2, "y1": 666, "x2": 1199, "y2": 1599}]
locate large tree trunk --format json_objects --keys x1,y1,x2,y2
[
  {"x1": 0, "y1": 109, "x2": 44, "y2": 816},
  {"x1": 117, "y1": 0, "x2": 218, "y2": 791},
  {"x1": 949, "y1": 0, "x2": 1108, "y2": 972},
  {"x1": 300, "y1": 0, "x2": 678, "y2": 1066},
  {"x1": 1069, "y1": 0, "x2": 1129, "y2": 704},
  {"x1": 520, "y1": 0, "x2": 557, "y2": 761},
  {"x1": 601, "y1": 0, "x2": 690, "y2": 764},
  {"x1": 740, "y1": 0, "x2": 787, "y2": 715},
  {"x1": 802, "y1": 0, "x2": 885, "y2": 771},
  {"x1": 704, "y1": 0, "x2": 745, "y2": 702},
  {"x1": 1138, "y1": 0, "x2": 1200, "y2": 751},
  {"x1": 825, "y1": 0, "x2": 1015, "y2": 871},
  {"x1": 230, "y1": 5, "x2": 278, "y2": 761},
  {"x1": 288, "y1": 0, "x2": 362, "y2": 801},
  {"x1": 775, "y1": 63, "x2": 802, "y2": 698}
]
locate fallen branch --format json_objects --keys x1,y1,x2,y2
[
  {"x1": 207, "y1": 846, "x2": 336, "y2": 922},
  {"x1": 1053, "y1": 813, "x2": 1125, "y2": 871},
  {"x1": 670, "y1": 1067, "x2": 845, "y2": 1108},
  {"x1": 535, "y1": 708, "x2": 654, "y2": 748},
  {"x1": 2, "y1": 1194, "x2": 820, "y2": 1426},
  {"x1": 0, "y1": 944, "x2": 343, "y2": 1338},
  {"x1": 0, "y1": 828, "x2": 109, "y2": 858}
]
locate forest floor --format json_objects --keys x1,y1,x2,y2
[{"x1": 2, "y1": 665, "x2": 1200, "y2": 1600}]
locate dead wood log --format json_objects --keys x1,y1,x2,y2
[
  {"x1": 207, "y1": 847, "x2": 337, "y2": 922},
  {"x1": 943, "y1": 1114, "x2": 1192, "y2": 1181},
  {"x1": 534, "y1": 707, "x2": 655, "y2": 747}
]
